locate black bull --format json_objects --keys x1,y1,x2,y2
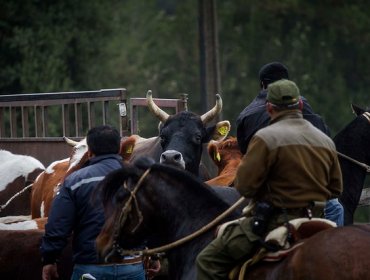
[
  {"x1": 0, "y1": 229, "x2": 73, "y2": 280},
  {"x1": 125, "y1": 90, "x2": 230, "y2": 179}
]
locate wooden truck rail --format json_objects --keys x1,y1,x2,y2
[{"x1": 0, "y1": 88, "x2": 187, "y2": 166}]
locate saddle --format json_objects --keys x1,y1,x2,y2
[{"x1": 228, "y1": 218, "x2": 336, "y2": 280}]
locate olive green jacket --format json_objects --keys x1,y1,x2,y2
[{"x1": 234, "y1": 110, "x2": 343, "y2": 209}]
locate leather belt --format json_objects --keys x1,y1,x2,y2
[
  {"x1": 98, "y1": 255, "x2": 143, "y2": 266},
  {"x1": 275, "y1": 207, "x2": 323, "y2": 218}
]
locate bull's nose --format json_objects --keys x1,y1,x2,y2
[{"x1": 160, "y1": 150, "x2": 186, "y2": 169}]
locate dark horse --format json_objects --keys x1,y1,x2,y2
[
  {"x1": 97, "y1": 159, "x2": 242, "y2": 280},
  {"x1": 96, "y1": 159, "x2": 370, "y2": 280},
  {"x1": 334, "y1": 104, "x2": 370, "y2": 225}
]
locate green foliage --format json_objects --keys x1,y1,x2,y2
[{"x1": 0, "y1": 0, "x2": 369, "y2": 136}]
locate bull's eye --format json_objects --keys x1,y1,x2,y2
[
  {"x1": 160, "y1": 135, "x2": 167, "y2": 147},
  {"x1": 194, "y1": 134, "x2": 202, "y2": 143}
]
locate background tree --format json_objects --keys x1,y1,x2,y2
[{"x1": 0, "y1": 0, "x2": 369, "y2": 136}]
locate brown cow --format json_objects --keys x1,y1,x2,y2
[
  {"x1": 0, "y1": 150, "x2": 45, "y2": 217},
  {"x1": 0, "y1": 229, "x2": 73, "y2": 280},
  {"x1": 205, "y1": 137, "x2": 242, "y2": 186}
]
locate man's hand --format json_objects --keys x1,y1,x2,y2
[
  {"x1": 146, "y1": 259, "x2": 161, "y2": 279},
  {"x1": 42, "y1": 264, "x2": 59, "y2": 280}
]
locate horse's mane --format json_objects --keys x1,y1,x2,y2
[
  {"x1": 148, "y1": 163, "x2": 233, "y2": 207},
  {"x1": 97, "y1": 163, "x2": 140, "y2": 215},
  {"x1": 97, "y1": 158, "x2": 232, "y2": 216},
  {"x1": 333, "y1": 113, "x2": 366, "y2": 148}
]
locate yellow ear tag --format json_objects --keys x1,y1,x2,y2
[
  {"x1": 126, "y1": 145, "x2": 133, "y2": 154},
  {"x1": 214, "y1": 152, "x2": 221, "y2": 162},
  {"x1": 218, "y1": 126, "x2": 228, "y2": 136}
]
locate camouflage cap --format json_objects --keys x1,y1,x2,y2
[{"x1": 267, "y1": 79, "x2": 300, "y2": 105}]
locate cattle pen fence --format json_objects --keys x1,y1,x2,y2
[{"x1": 0, "y1": 88, "x2": 188, "y2": 166}]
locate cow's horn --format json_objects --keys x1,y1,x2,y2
[
  {"x1": 146, "y1": 90, "x2": 170, "y2": 122},
  {"x1": 63, "y1": 136, "x2": 79, "y2": 146},
  {"x1": 200, "y1": 94, "x2": 223, "y2": 124}
]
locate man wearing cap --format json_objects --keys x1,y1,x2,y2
[
  {"x1": 196, "y1": 80, "x2": 343, "y2": 280},
  {"x1": 236, "y1": 61, "x2": 344, "y2": 226}
]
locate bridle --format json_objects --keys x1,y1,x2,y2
[
  {"x1": 337, "y1": 152, "x2": 370, "y2": 173},
  {"x1": 104, "y1": 167, "x2": 246, "y2": 260},
  {"x1": 104, "y1": 168, "x2": 151, "y2": 262}
]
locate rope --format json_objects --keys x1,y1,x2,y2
[
  {"x1": 104, "y1": 168, "x2": 151, "y2": 262},
  {"x1": 119, "y1": 196, "x2": 246, "y2": 256},
  {"x1": 335, "y1": 112, "x2": 370, "y2": 173},
  {"x1": 0, "y1": 183, "x2": 33, "y2": 212},
  {"x1": 337, "y1": 151, "x2": 370, "y2": 173}
]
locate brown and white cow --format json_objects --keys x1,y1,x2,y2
[
  {"x1": 0, "y1": 150, "x2": 45, "y2": 217},
  {"x1": 31, "y1": 138, "x2": 89, "y2": 219},
  {"x1": 0, "y1": 217, "x2": 47, "y2": 230},
  {"x1": 205, "y1": 137, "x2": 242, "y2": 187}
]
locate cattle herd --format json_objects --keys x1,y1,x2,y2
[
  {"x1": 1, "y1": 94, "x2": 370, "y2": 279},
  {"x1": 0, "y1": 91, "x2": 232, "y2": 279}
]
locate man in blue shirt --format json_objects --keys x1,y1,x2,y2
[{"x1": 41, "y1": 125, "x2": 146, "y2": 280}]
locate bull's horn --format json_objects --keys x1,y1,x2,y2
[
  {"x1": 146, "y1": 90, "x2": 170, "y2": 122},
  {"x1": 63, "y1": 136, "x2": 79, "y2": 146},
  {"x1": 200, "y1": 94, "x2": 223, "y2": 124}
]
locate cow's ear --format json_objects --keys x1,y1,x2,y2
[
  {"x1": 211, "y1": 121, "x2": 230, "y2": 141},
  {"x1": 351, "y1": 104, "x2": 365, "y2": 116},
  {"x1": 207, "y1": 141, "x2": 221, "y2": 163},
  {"x1": 120, "y1": 136, "x2": 137, "y2": 161}
]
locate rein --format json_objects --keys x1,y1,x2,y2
[
  {"x1": 104, "y1": 168, "x2": 151, "y2": 262},
  {"x1": 0, "y1": 183, "x2": 33, "y2": 212},
  {"x1": 337, "y1": 152, "x2": 370, "y2": 173},
  {"x1": 334, "y1": 111, "x2": 370, "y2": 173},
  {"x1": 118, "y1": 197, "x2": 246, "y2": 257}
]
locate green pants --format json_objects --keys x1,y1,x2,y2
[{"x1": 196, "y1": 213, "x2": 306, "y2": 280}]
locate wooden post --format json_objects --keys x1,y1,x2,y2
[{"x1": 198, "y1": 0, "x2": 222, "y2": 120}]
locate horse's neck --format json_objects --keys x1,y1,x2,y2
[
  {"x1": 147, "y1": 183, "x2": 232, "y2": 278},
  {"x1": 340, "y1": 159, "x2": 367, "y2": 207},
  {"x1": 154, "y1": 188, "x2": 229, "y2": 239},
  {"x1": 166, "y1": 231, "x2": 213, "y2": 280}
]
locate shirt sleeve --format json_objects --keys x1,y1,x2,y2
[
  {"x1": 40, "y1": 183, "x2": 76, "y2": 265},
  {"x1": 234, "y1": 136, "x2": 271, "y2": 198}
]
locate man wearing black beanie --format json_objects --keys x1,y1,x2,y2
[
  {"x1": 236, "y1": 61, "x2": 329, "y2": 154},
  {"x1": 235, "y1": 61, "x2": 343, "y2": 226}
]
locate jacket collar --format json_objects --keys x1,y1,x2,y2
[{"x1": 85, "y1": 154, "x2": 122, "y2": 167}]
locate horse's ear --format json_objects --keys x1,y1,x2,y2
[{"x1": 351, "y1": 104, "x2": 365, "y2": 116}]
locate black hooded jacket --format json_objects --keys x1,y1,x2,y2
[{"x1": 236, "y1": 90, "x2": 329, "y2": 154}]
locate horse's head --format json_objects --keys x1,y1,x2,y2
[{"x1": 96, "y1": 157, "x2": 160, "y2": 260}]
